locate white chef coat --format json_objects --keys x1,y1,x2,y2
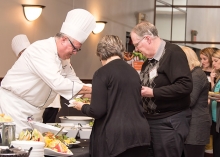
[
  {"x1": 0, "y1": 37, "x2": 84, "y2": 135},
  {"x1": 47, "y1": 59, "x2": 83, "y2": 108}
]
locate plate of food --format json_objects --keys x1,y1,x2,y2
[
  {"x1": 44, "y1": 148, "x2": 73, "y2": 157},
  {"x1": 209, "y1": 92, "x2": 220, "y2": 100},
  {"x1": 44, "y1": 134, "x2": 73, "y2": 156},
  {"x1": 209, "y1": 91, "x2": 220, "y2": 97},
  {"x1": 68, "y1": 98, "x2": 91, "y2": 107},
  {"x1": 0, "y1": 114, "x2": 13, "y2": 123}
]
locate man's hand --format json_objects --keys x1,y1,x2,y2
[{"x1": 141, "y1": 86, "x2": 154, "y2": 97}]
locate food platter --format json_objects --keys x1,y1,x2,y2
[
  {"x1": 0, "y1": 114, "x2": 13, "y2": 124},
  {"x1": 44, "y1": 148, "x2": 73, "y2": 157},
  {"x1": 209, "y1": 91, "x2": 220, "y2": 97},
  {"x1": 209, "y1": 91, "x2": 220, "y2": 100}
]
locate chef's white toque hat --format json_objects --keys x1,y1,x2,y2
[
  {"x1": 11, "y1": 34, "x2": 30, "y2": 56},
  {"x1": 60, "y1": 9, "x2": 96, "y2": 44}
]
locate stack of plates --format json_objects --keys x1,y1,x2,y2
[{"x1": 11, "y1": 141, "x2": 45, "y2": 157}]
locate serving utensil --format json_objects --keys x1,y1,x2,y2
[{"x1": 54, "y1": 127, "x2": 64, "y2": 136}]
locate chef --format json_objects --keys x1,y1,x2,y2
[
  {"x1": 11, "y1": 34, "x2": 30, "y2": 58},
  {"x1": 11, "y1": 34, "x2": 74, "y2": 124},
  {"x1": 0, "y1": 8, "x2": 96, "y2": 135}
]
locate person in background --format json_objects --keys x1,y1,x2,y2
[
  {"x1": 200, "y1": 47, "x2": 219, "y2": 155},
  {"x1": 181, "y1": 46, "x2": 211, "y2": 157},
  {"x1": 130, "y1": 21, "x2": 193, "y2": 157},
  {"x1": 200, "y1": 47, "x2": 218, "y2": 90},
  {"x1": 0, "y1": 9, "x2": 96, "y2": 135},
  {"x1": 73, "y1": 35, "x2": 151, "y2": 157},
  {"x1": 210, "y1": 49, "x2": 220, "y2": 157},
  {"x1": 11, "y1": 34, "x2": 30, "y2": 58}
]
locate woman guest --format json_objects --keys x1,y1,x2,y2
[
  {"x1": 73, "y1": 35, "x2": 151, "y2": 157},
  {"x1": 200, "y1": 47, "x2": 218, "y2": 89},
  {"x1": 200, "y1": 47, "x2": 218, "y2": 155},
  {"x1": 181, "y1": 46, "x2": 211, "y2": 157},
  {"x1": 210, "y1": 49, "x2": 220, "y2": 157}
]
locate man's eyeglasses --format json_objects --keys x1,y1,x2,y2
[
  {"x1": 133, "y1": 36, "x2": 146, "y2": 48},
  {"x1": 67, "y1": 37, "x2": 81, "y2": 52}
]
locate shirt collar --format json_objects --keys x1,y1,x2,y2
[{"x1": 152, "y1": 39, "x2": 166, "y2": 61}]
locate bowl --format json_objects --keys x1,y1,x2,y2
[
  {"x1": 59, "y1": 116, "x2": 93, "y2": 125},
  {"x1": 11, "y1": 140, "x2": 45, "y2": 149},
  {"x1": 11, "y1": 141, "x2": 45, "y2": 149},
  {"x1": 79, "y1": 129, "x2": 92, "y2": 139},
  {"x1": 46, "y1": 123, "x2": 78, "y2": 138},
  {"x1": 29, "y1": 122, "x2": 68, "y2": 135}
]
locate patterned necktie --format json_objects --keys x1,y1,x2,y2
[{"x1": 140, "y1": 59, "x2": 159, "y2": 114}]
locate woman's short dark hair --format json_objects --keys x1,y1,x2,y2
[{"x1": 96, "y1": 35, "x2": 125, "y2": 60}]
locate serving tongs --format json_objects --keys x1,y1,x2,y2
[{"x1": 54, "y1": 127, "x2": 64, "y2": 136}]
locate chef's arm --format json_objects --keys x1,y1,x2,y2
[{"x1": 77, "y1": 85, "x2": 92, "y2": 95}]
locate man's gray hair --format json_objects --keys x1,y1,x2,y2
[{"x1": 131, "y1": 21, "x2": 158, "y2": 38}]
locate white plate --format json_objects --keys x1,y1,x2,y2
[
  {"x1": 59, "y1": 116, "x2": 93, "y2": 125},
  {"x1": 71, "y1": 140, "x2": 80, "y2": 145},
  {"x1": 60, "y1": 116, "x2": 93, "y2": 121},
  {"x1": 67, "y1": 141, "x2": 81, "y2": 148},
  {"x1": 44, "y1": 148, "x2": 73, "y2": 157},
  {"x1": 68, "y1": 99, "x2": 76, "y2": 107}
]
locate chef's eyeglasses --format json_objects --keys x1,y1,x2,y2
[{"x1": 66, "y1": 37, "x2": 81, "y2": 52}]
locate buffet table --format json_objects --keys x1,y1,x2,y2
[{"x1": 45, "y1": 139, "x2": 90, "y2": 157}]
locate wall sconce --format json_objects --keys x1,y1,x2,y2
[
  {"x1": 22, "y1": 4, "x2": 45, "y2": 21},
  {"x1": 92, "y1": 21, "x2": 107, "y2": 34}
]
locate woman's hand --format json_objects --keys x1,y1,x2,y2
[
  {"x1": 210, "y1": 69, "x2": 216, "y2": 82},
  {"x1": 210, "y1": 69, "x2": 217, "y2": 89},
  {"x1": 72, "y1": 101, "x2": 84, "y2": 111}
]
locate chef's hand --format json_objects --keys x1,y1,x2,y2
[
  {"x1": 73, "y1": 101, "x2": 84, "y2": 111},
  {"x1": 141, "y1": 86, "x2": 154, "y2": 97},
  {"x1": 77, "y1": 85, "x2": 92, "y2": 95}
]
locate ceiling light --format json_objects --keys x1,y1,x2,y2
[
  {"x1": 92, "y1": 21, "x2": 107, "y2": 34},
  {"x1": 22, "y1": 4, "x2": 45, "y2": 21}
]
